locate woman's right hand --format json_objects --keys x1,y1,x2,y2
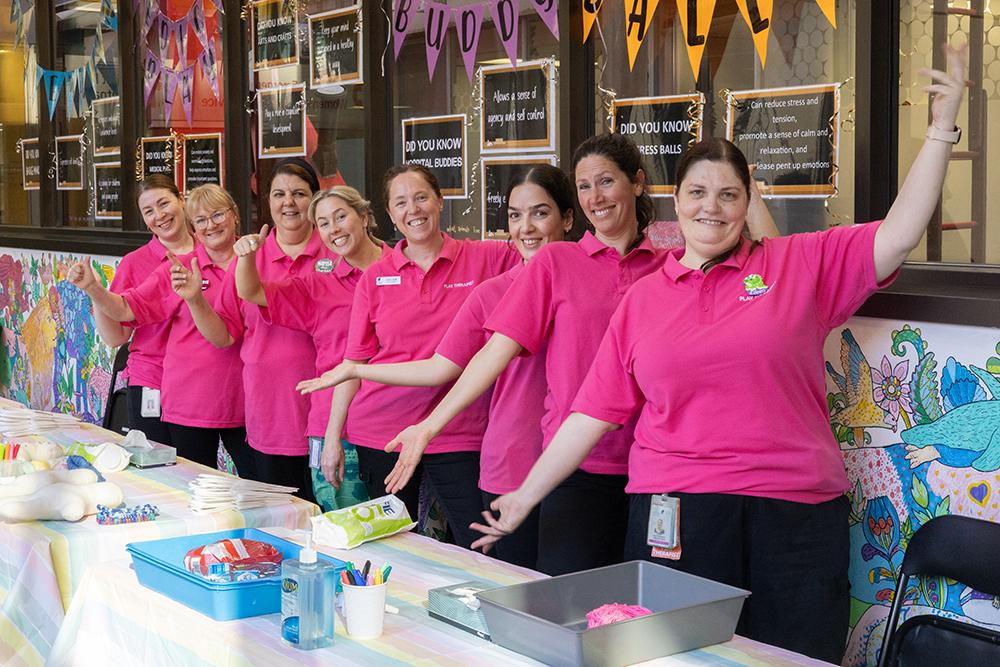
[
  {"x1": 469, "y1": 490, "x2": 534, "y2": 552},
  {"x1": 320, "y1": 436, "x2": 345, "y2": 489},
  {"x1": 233, "y1": 224, "x2": 268, "y2": 258},
  {"x1": 67, "y1": 261, "x2": 99, "y2": 292},
  {"x1": 296, "y1": 361, "x2": 358, "y2": 394}
]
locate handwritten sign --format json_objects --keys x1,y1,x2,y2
[
  {"x1": 480, "y1": 60, "x2": 555, "y2": 153},
  {"x1": 21, "y1": 138, "x2": 40, "y2": 190},
  {"x1": 140, "y1": 136, "x2": 176, "y2": 181},
  {"x1": 726, "y1": 83, "x2": 839, "y2": 197},
  {"x1": 402, "y1": 115, "x2": 467, "y2": 198},
  {"x1": 56, "y1": 135, "x2": 84, "y2": 190},
  {"x1": 253, "y1": 0, "x2": 299, "y2": 70},
  {"x1": 308, "y1": 5, "x2": 362, "y2": 87},
  {"x1": 182, "y1": 133, "x2": 223, "y2": 190},
  {"x1": 94, "y1": 162, "x2": 123, "y2": 220},
  {"x1": 612, "y1": 94, "x2": 703, "y2": 196},
  {"x1": 92, "y1": 97, "x2": 121, "y2": 156},
  {"x1": 257, "y1": 84, "x2": 307, "y2": 158},
  {"x1": 480, "y1": 155, "x2": 557, "y2": 239}
]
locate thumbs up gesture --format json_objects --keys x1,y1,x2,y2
[
  {"x1": 168, "y1": 251, "x2": 203, "y2": 302},
  {"x1": 67, "y1": 260, "x2": 101, "y2": 293},
  {"x1": 234, "y1": 224, "x2": 268, "y2": 257}
]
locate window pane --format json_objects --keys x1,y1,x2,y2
[
  {"x1": 899, "y1": 1, "x2": 997, "y2": 265},
  {"x1": 0, "y1": 0, "x2": 40, "y2": 227},
  {"x1": 594, "y1": 2, "x2": 855, "y2": 235}
]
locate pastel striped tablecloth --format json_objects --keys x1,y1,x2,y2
[
  {"x1": 0, "y1": 421, "x2": 317, "y2": 667},
  {"x1": 48, "y1": 528, "x2": 834, "y2": 667}
]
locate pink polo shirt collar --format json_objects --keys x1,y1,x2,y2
[
  {"x1": 578, "y1": 229, "x2": 658, "y2": 259},
  {"x1": 263, "y1": 228, "x2": 325, "y2": 265},
  {"x1": 660, "y1": 237, "x2": 753, "y2": 283},
  {"x1": 389, "y1": 232, "x2": 459, "y2": 271}
]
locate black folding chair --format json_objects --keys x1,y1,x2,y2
[
  {"x1": 878, "y1": 514, "x2": 1000, "y2": 667},
  {"x1": 102, "y1": 342, "x2": 130, "y2": 434}
]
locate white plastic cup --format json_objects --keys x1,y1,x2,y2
[{"x1": 342, "y1": 582, "x2": 388, "y2": 639}]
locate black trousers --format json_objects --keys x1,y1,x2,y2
[
  {"x1": 165, "y1": 422, "x2": 253, "y2": 476},
  {"x1": 355, "y1": 446, "x2": 483, "y2": 550},
  {"x1": 536, "y1": 470, "x2": 629, "y2": 576},
  {"x1": 482, "y1": 490, "x2": 540, "y2": 569},
  {"x1": 126, "y1": 385, "x2": 173, "y2": 445},
  {"x1": 253, "y1": 449, "x2": 315, "y2": 503},
  {"x1": 624, "y1": 492, "x2": 850, "y2": 664}
]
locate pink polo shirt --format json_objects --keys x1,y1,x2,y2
[
  {"x1": 344, "y1": 233, "x2": 520, "y2": 453},
  {"x1": 260, "y1": 244, "x2": 393, "y2": 437},
  {"x1": 122, "y1": 245, "x2": 245, "y2": 428},
  {"x1": 437, "y1": 263, "x2": 549, "y2": 494},
  {"x1": 218, "y1": 230, "x2": 334, "y2": 455},
  {"x1": 572, "y1": 221, "x2": 895, "y2": 503},
  {"x1": 109, "y1": 237, "x2": 174, "y2": 389},
  {"x1": 485, "y1": 232, "x2": 666, "y2": 475}
]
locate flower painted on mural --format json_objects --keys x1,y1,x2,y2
[
  {"x1": 872, "y1": 356, "x2": 912, "y2": 430},
  {"x1": 862, "y1": 495, "x2": 902, "y2": 562}
]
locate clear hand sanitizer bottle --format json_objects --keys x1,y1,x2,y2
[{"x1": 280, "y1": 533, "x2": 335, "y2": 649}]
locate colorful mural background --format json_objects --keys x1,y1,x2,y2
[{"x1": 1, "y1": 246, "x2": 999, "y2": 665}]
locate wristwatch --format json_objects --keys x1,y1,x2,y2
[{"x1": 926, "y1": 124, "x2": 962, "y2": 144}]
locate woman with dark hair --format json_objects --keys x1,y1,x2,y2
[
  {"x1": 370, "y1": 134, "x2": 775, "y2": 574},
  {"x1": 69, "y1": 174, "x2": 195, "y2": 445},
  {"x1": 471, "y1": 47, "x2": 967, "y2": 664},
  {"x1": 297, "y1": 163, "x2": 519, "y2": 549},
  {"x1": 69, "y1": 185, "x2": 247, "y2": 470},
  {"x1": 299, "y1": 165, "x2": 574, "y2": 566}
]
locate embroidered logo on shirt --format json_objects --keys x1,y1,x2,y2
[
  {"x1": 376, "y1": 276, "x2": 402, "y2": 286},
  {"x1": 739, "y1": 274, "x2": 770, "y2": 302},
  {"x1": 315, "y1": 258, "x2": 334, "y2": 273},
  {"x1": 443, "y1": 280, "x2": 475, "y2": 289}
]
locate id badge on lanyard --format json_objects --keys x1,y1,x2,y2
[
  {"x1": 140, "y1": 387, "x2": 161, "y2": 418},
  {"x1": 647, "y1": 493, "x2": 682, "y2": 560}
]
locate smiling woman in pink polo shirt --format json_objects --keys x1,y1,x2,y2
[
  {"x1": 471, "y1": 46, "x2": 968, "y2": 665},
  {"x1": 299, "y1": 164, "x2": 519, "y2": 549},
  {"x1": 299, "y1": 166, "x2": 575, "y2": 567},
  {"x1": 233, "y1": 186, "x2": 389, "y2": 510},
  {"x1": 69, "y1": 175, "x2": 195, "y2": 446},
  {"x1": 69, "y1": 185, "x2": 248, "y2": 471}
]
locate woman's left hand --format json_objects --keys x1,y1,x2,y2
[
  {"x1": 923, "y1": 43, "x2": 968, "y2": 131},
  {"x1": 382, "y1": 424, "x2": 434, "y2": 493},
  {"x1": 167, "y1": 251, "x2": 203, "y2": 302}
]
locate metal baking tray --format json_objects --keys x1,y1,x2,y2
[{"x1": 477, "y1": 560, "x2": 749, "y2": 667}]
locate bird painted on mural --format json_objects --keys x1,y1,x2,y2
[{"x1": 826, "y1": 329, "x2": 895, "y2": 445}]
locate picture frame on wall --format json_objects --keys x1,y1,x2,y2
[
  {"x1": 253, "y1": 0, "x2": 300, "y2": 71},
  {"x1": 308, "y1": 5, "x2": 363, "y2": 88},
  {"x1": 257, "y1": 83, "x2": 307, "y2": 159},
  {"x1": 401, "y1": 114, "x2": 467, "y2": 199},
  {"x1": 480, "y1": 154, "x2": 557, "y2": 239},
  {"x1": 55, "y1": 135, "x2": 85, "y2": 191},
  {"x1": 479, "y1": 60, "x2": 557, "y2": 154}
]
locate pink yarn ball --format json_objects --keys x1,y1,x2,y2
[{"x1": 586, "y1": 603, "x2": 654, "y2": 628}]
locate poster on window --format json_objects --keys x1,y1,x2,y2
[
  {"x1": 401, "y1": 114, "x2": 467, "y2": 198},
  {"x1": 92, "y1": 96, "x2": 121, "y2": 156},
  {"x1": 308, "y1": 5, "x2": 362, "y2": 87},
  {"x1": 182, "y1": 133, "x2": 223, "y2": 191},
  {"x1": 253, "y1": 0, "x2": 299, "y2": 71},
  {"x1": 480, "y1": 154, "x2": 557, "y2": 239},
  {"x1": 56, "y1": 135, "x2": 84, "y2": 190},
  {"x1": 257, "y1": 84, "x2": 307, "y2": 159},
  {"x1": 480, "y1": 60, "x2": 556, "y2": 153},
  {"x1": 94, "y1": 162, "x2": 123, "y2": 220},
  {"x1": 612, "y1": 93, "x2": 704, "y2": 196},
  {"x1": 141, "y1": 136, "x2": 176, "y2": 181},
  {"x1": 725, "y1": 83, "x2": 839, "y2": 197},
  {"x1": 21, "y1": 138, "x2": 41, "y2": 190}
]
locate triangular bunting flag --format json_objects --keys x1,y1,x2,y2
[
  {"x1": 453, "y1": 3, "x2": 485, "y2": 83},
  {"x1": 815, "y1": 0, "x2": 836, "y2": 28},
  {"x1": 531, "y1": 0, "x2": 559, "y2": 40},
  {"x1": 424, "y1": 1, "x2": 450, "y2": 81},
  {"x1": 43, "y1": 71, "x2": 66, "y2": 120},
  {"x1": 179, "y1": 65, "x2": 196, "y2": 126},
  {"x1": 143, "y1": 48, "x2": 161, "y2": 106},
  {"x1": 392, "y1": 0, "x2": 417, "y2": 61},
  {"x1": 489, "y1": 0, "x2": 520, "y2": 66},
  {"x1": 141, "y1": 0, "x2": 159, "y2": 43},
  {"x1": 625, "y1": 0, "x2": 660, "y2": 70},
  {"x1": 675, "y1": 0, "x2": 717, "y2": 80},
  {"x1": 164, "y1": 69, "x2": 178, "y2": 120},
  {"x1": 734, "y1": 0, "x2": 772, "y2": 67},
  {"x1": 65, "y1": 71, "x2": 78, "y2": 119},
  {"x1": 170, "y1": 17, "x2": 190, "y2": 68},
  {"x1": 199, "y1": 38, "x2": 220, "y2": 98},
  {"x1": 191, "y1": 1, "x2": 210, "y2": 52},
  {"x1": 582, "y1": 0, "x2": 603, "y2": 43}
]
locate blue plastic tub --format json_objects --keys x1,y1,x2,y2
[{"x1": 126, "y1": 528, "x2": 345, "y2": 621}]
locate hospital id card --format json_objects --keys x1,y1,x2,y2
[
  {"x1": 140, "y1": 387, "x2": 161, "y2": 418},
  {"x1": 647, "y1": 494, "x2": 679, "y2": 549}
]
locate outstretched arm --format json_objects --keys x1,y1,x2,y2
[
  {"x1": 875, "y1": 44, "x2": 968, "y2": 281},
  {"x1": 234, "y1": 224, "x2": 268, "y2": 307}
]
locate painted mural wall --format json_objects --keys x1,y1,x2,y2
[{"x1": 1, "y1": 245, "x2": 999, "y2": 664}]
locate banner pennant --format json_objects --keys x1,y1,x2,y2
[
  {"x1": 43, "y1": 71, "x2": 66, "y2": 120},
  {"x1": 734, "y1": 0, "x2": 772, "y2": 68},
  {"x1": 179, "y1": 65, "x2": 196, "y2": 127},
  {"x1": 191, "y1": 1, "x2": 210, "y2": 52},
  {"x1": 65, "y1": 71, "x2": 78, "y2": 119},
  {"x1": 489, "y1": 0, "x2": 520, "y2": 66},
  {"x1": 424, "y1": 1, "x2": 450, "y2": 81},
  {"x1": 530, "y1": 0, "x2": 559, "y2": 40},
  {"x1": 625, "y1": 0, "x2": 660, "y2": 70},
  {"x1": 164, "y1": 69, "x2": 178, "y2": 120},
  {"x1": 453, "y1": 4, "x2": 485, "y2": 83},
  {"x1": 676, "y1": 0, "x2": 716, "y2": 80},
  {"x1": 582, "y1": 0, "x2": 603, "y2": 43},
  {"x1": 815, "y1": 0, "x2": 836, "y2": 28},
  {"x1": 392, "y1": 0, "x2": 417, "y2": 61},
  {"x1": 144, "y1": 48, "x2": 161, "y2": 106}
]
